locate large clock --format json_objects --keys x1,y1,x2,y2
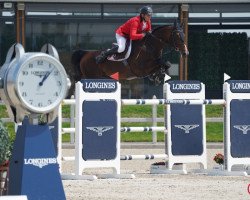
[{"x1": 0, "y1": 43, "x2": 71, "y2": 123}]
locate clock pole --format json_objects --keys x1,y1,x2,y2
[
  {"x1": 0, "y1": 43, "x2": 70, "y2": 200},
  {"x1": 8, "y1": 117, "x2": 66, "y2": 200}
]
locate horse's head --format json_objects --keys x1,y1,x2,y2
[
  {"x1": 144, "y1": 22, "x2": 189, "y2": 85},
  {"x1": 151, "y1": 21, "x2": 189, "y2": 57},
  {"x1": 172, "y1": 20, "x2": 189, "y2": 57}
]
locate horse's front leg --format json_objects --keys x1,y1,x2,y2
[
  {"x1": 155, "y1": 58, "x2": 171, "y2": 74},
  {"x1": 148, "y1": 58, "x2": 171, "y2": 85}
]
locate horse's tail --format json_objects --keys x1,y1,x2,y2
[{"x1": 71, "y1": 50, "x2": 87, "y2": 82}]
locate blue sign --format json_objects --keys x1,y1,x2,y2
[
  {"x1": 82, "y1": 100, "x2": 117, "y2": 160},
  {"x1": 230, "y1": 99, "x2": 250, "y2": 157},
  {"x1": 170, "y1": 104, "x2": 203, "y2": 156},
  {"x1": 81, "y1": 79, "x2": 117, "y2": 93},
  {"x1": 228, "y1": 80, "x2": 250, "y2": 93},
  {"x1": 169, "y1": 81, "x2": 202, "y2": 93}
]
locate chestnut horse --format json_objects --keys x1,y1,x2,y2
[{"x1": 71, "y1": 21, "x2": 188, "y2": 85}]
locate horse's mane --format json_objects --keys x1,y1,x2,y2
[{"x1": 152, "y1": 25, "x2": 172, "y2": 33}]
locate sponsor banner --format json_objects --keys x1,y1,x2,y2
[
  {"x1": 24, "y1": 157, "x2": 57, "y2": 168},
  {"x1": 81, "y1": 79, "x2": 117, "y2": 93},
  {"x1": 228, "y1": 80, "x2": 250, "y2": 93},
  {"x1": 230, "y1": 99, "x2": 250, "y2": 157},
  {"x1": 171, "y1": 104, "x2": 203, "y2": 155},
  {"x1": 169, "y1": 80, "x2": 202, "y2": 93},
  {"x1": 82, "y1": 100, "x2": 117, "y2": 160}
]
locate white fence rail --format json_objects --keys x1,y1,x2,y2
[
  {"x1": 0, "y1": 116, "x2": 225, "y2": 123},
  {"x1": 0, "y1": 98, "x2": 223, "y2": 143}
]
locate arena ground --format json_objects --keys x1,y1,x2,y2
[{"x1": 61, "y1": 147, "x2": 250, "y2": 200}]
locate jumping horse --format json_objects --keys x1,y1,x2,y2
[{"x1": 71, "y1": 20, "x2": 189, "y2": 85}]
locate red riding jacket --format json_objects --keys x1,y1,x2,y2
[{"x1": 116, "y1": 16, "x2": 151, "y2": 40}]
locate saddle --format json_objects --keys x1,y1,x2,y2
[{"x1": 108, "y1": 38, "x2": 132, "y2": 62}]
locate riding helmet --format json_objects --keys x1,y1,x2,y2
[{"x1": 140, "y1": 6, "x2": 153, "y2": 16}]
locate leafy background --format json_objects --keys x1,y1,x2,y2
[{"x1": 188, "y1": 32, "x2": 248, "y2": 98}]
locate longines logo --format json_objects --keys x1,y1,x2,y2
[
  {"x1": 174, "y1": 125, "x2": 199, "y2": 133},
  {"x1": 82, "y1": 79, "x2": 117, "y2": 92},
  {"x1": 172, "y1": 83, "x2": 200, "y2": 90},
  {"x1": 170, "y1": 81, "x2": 201, "y2": 93},
  {"x1": 229, "y1": 80, "x2": 250, "y2": 93},
  {"x1": 24, "y1": 158, "x2": 57, "y2": 168},
  {"x1": 31, "y1": 71, "x2": 49, "y2": 77},
  {"x1": 85, "y1": 81, "x2": 116, "y2": 89},
  {"x1": 233, "y1": 125, "x2": 250, "y2": 134},
  {"x1": 86, "y1": 126, "x2": 114, "y2": 136}
]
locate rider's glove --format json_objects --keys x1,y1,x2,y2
[{"x1": 144, "y1": 31, "x2": 151, "y2": 37}]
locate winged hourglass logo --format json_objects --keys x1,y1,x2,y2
[
  {"x1": 233, "y1": 125, "x2": 250, "y2": 135},
  {"x1": 86, "y1": 126, "x2": 114, "y2": 136},
  {"x1": 174, "y1": 125, "x2": 199, "y2": 133}
]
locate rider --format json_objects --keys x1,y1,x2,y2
[{"x1": 95, "y1": 6, "x2": 153, "y2": 64}]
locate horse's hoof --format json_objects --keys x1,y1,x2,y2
[
  {"x1": 155, "y1": 78, "x2": 162, "y2": 86},
  {"x1": 95, "y1": 56, "x2": 104, "y2": 64},
  {"x1": 148, "y1": 75, "x2": 155, "y2": 82},
  {"x1": 166, "y1": 61, "x2": 172, "y2": 69}
]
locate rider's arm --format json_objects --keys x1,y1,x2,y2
[{"x1": 130, "y1": 21, "x2": 144, "y2": 40}]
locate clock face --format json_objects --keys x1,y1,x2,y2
[{"x1": 16, "y1": 55, "x2": 67, "y2": 113}]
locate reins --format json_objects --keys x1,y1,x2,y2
[
  {"x1": 129, "y1": 25, "x2": 184, "y2": 78},
  {"x1": 134, "y1": 32, "x2": 155, "y2": 61},
  {"x1": 151, "y1": 27, "x2": 183, "y2": 51},
  {"x1": 129, "y1": 37, "x2": 152, "y2": 78}
]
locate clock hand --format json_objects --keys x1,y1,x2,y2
[
  {"x1": 39, "y1": 72, "x2": 50, "y2": 86},
  {"x1": 39, "y1": 69, "x2": 54, "y2": 86}
]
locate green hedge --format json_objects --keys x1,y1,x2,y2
[
  {"x1": 0, "y1": 120, "x2": 11, "y2": 165},
  {"x1": 188, "y1": 32, "x2": 248, "y2": 90}
]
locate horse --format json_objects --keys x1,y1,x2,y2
[{"x1": 71, "y1": 20, "x2": 189, "y2": 85}]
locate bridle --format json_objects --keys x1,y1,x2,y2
[
  {"x1": 146, "y1": 26, "x2": 185, "y2": 52},
  {"x1": 171, "y1": 28, "x2": 185, "y2": 51}
]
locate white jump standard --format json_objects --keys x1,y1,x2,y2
[
  {"x1": 63, "y1": 79, "x2": 134, "y2": 180},
  {"x1": 208, "y1": 77, "x2": 250, "y2": 176},
  {"x1": 161, "y1": 79, "x2": 207, "y2": 174}
]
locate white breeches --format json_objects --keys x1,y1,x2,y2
[{"x1": 116, "y1": 33, "x2": 127, "y2": 53}]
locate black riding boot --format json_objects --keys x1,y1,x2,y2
[{"x1": 96, "y1": 45, "x2": 119, "y2": 64}]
